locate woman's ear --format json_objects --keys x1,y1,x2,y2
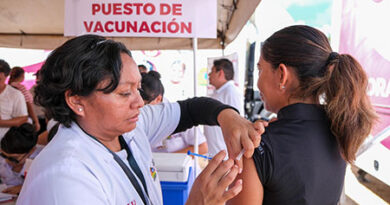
[
  {"x1": 155, "y1": 95, "x2": 163, "y2": 104},
  {"x1": 149, "y1": 95, "x2": 163, "y2": 105},
  {"x1": 217, "y1": 69, "x2": 225, "y2": 79},
  {"x1": 278, "y1": 63, "x2": 289, "y2": 91},
  {"x1": 64, "y1": 90, "x2": 85, "y2": 117}
]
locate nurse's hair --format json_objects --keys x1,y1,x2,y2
[
  {"x1": 261, "y1": 25, "x2": 377, "y2": 163},
  {"x1": 140, "y1": 71, "x2": 164, "y2": 104},
  {"x1": 34, "y1": 34, "x2": 132, "y2": 127},
  {"x1": 1, "y1": 123, "x2": 37, "y2": 154}
]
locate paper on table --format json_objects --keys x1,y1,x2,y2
[
  {"x1": 0, "y1": 184, "x2": 16, "y2": 202},
  {"x1": 0, "y1": 184, "x2": 6, "y2": 191}
]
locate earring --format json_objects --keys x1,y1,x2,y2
[
  {"x1": 78, "y1": 107, "x2": 83, "y2": 112},
  {"x1": 280, "y1": 83, "x2": 286, "y2": 89},
  {"x1": 282, "y1": 85, "x2": 286, "y2": 89}
]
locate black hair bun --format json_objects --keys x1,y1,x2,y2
[
  {"x1": 148, "y1": 71, "x2": 161, "y2": 79},
  {"x1": 19, "y1": 123, "x2": 35, "y2": 133}
]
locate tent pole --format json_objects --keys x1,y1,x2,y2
[
  {"x1": 192, "y1": 37, "x2": 198, "y2": 98},
  {"x1": 192, "y1": 37, "x2": 199, "y2": 176}
]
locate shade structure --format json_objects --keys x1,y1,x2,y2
[{"x1": 0, "y1": 0, "x2": 261, "y2": 50}]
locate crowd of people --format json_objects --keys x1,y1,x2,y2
[
  {"x1": 0, "y1": 25, "x2": 376, "y2": 205},
  {"x1": 0, "y1": 60, "x2": 59, "y2": 196}
]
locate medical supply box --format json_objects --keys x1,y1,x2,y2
[{"x1": 152, "y1": 153, "x2": 194, "y2": 205}]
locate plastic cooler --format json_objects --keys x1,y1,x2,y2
[{"x1": 152, "y1": 153, "x2": 194, "y2": 205}]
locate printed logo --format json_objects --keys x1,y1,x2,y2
[
  {"x1": 258, "y1": 141, "x2": 265, "y2": 155},
  {"x1": 150, "y1": 167, "x2": 157, "y2": 181}
]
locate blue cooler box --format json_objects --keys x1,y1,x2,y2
[
  {"x1": 152, "y1": 153, "x2": 194, "y2": 205},
  {"x1": 160, "y1": 167, "x2": 194, "y2": 205}
]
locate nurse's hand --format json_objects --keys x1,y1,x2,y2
[
  {"x1": 186, "y1": 151, "x2": 242, "y2": 205},
  {"x1": 217, "y1": 109, "x2": 265, "y2": 169}
]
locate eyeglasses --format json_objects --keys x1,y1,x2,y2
[{"x1": 0, "y1": 152, "x2": 28, "y2": 164}]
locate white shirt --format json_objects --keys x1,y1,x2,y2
[
  {"x1": 0, "y1": 85, "x2": 28, "y2": 139},
  {"x1": 151, "y1": 126, "x2": 206, "y2": 153},
  {"x1": 204, "y1": 80, "x2": 243, "y2": 157},
  {"x1": 17, "y1": 102, "x2": 180, "y2": 205}
]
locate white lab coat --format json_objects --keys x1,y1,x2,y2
[{"x1": 17, "y1": 102, "x2": 180, "y2": 205}]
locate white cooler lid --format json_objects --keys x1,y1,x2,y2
[{"x1": 152, "y1": 153, "x2": 192, "y2": 172}]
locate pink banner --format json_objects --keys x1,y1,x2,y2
[
  {"x1": 339, "y1": 0, "x2": 390, "y2": 146},
  {"x1": 14, "y1": 61, "x2": 43, "y2": 90}
]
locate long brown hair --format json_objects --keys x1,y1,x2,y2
[
  {"x1": 262, "y1": 25, "x2": 377, "y2": 163},
  {"x1": 8, "y1": 66, "x2": 25, "y2": 84}
]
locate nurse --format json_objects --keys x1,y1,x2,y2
[{"x1": 17, "y1": 35, "x2": 264, "y2": 205}]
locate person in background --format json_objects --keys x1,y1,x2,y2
[
  {"x1": 141, "y1": 71, "x2": 208, "y2": 154},
  {"x1": 36, "y1": 118, "x2": 59, "y2": 145},
  {"x1": 29, "y1": 70, "x2": 47, "y2": 134},
  {"x1": 0, "y1": 60, "x2": 28, "y2": 140},
  {"x1": 8, "y1": 67, "x2": 40, "y2": 132},
  {"x1": 138, "y1": 64, "x2": 148, "y2": 73},
  {"x1": 228, "y1": 25, "x2": 377, "y2": 205},
  {"x1": 17, "y1": 35, "x2": 264, "y2": 205},
  {"x1": 0, "y1": 123, "x2": 41, "y2": 195},
  {"x1": 205, "y1": 58, "x2": 244, "y2": 157}
]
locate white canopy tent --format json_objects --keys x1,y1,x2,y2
[
  {"x1": 0, "y1": 0, "x2": 262, "y2": 168},
  {"x1": 0, "y1": 0, "x2": 261, "y2": 50}
]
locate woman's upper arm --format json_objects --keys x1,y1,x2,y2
[{"x1": 227, "y1": 157, "x2": 264, "y2": 205}]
